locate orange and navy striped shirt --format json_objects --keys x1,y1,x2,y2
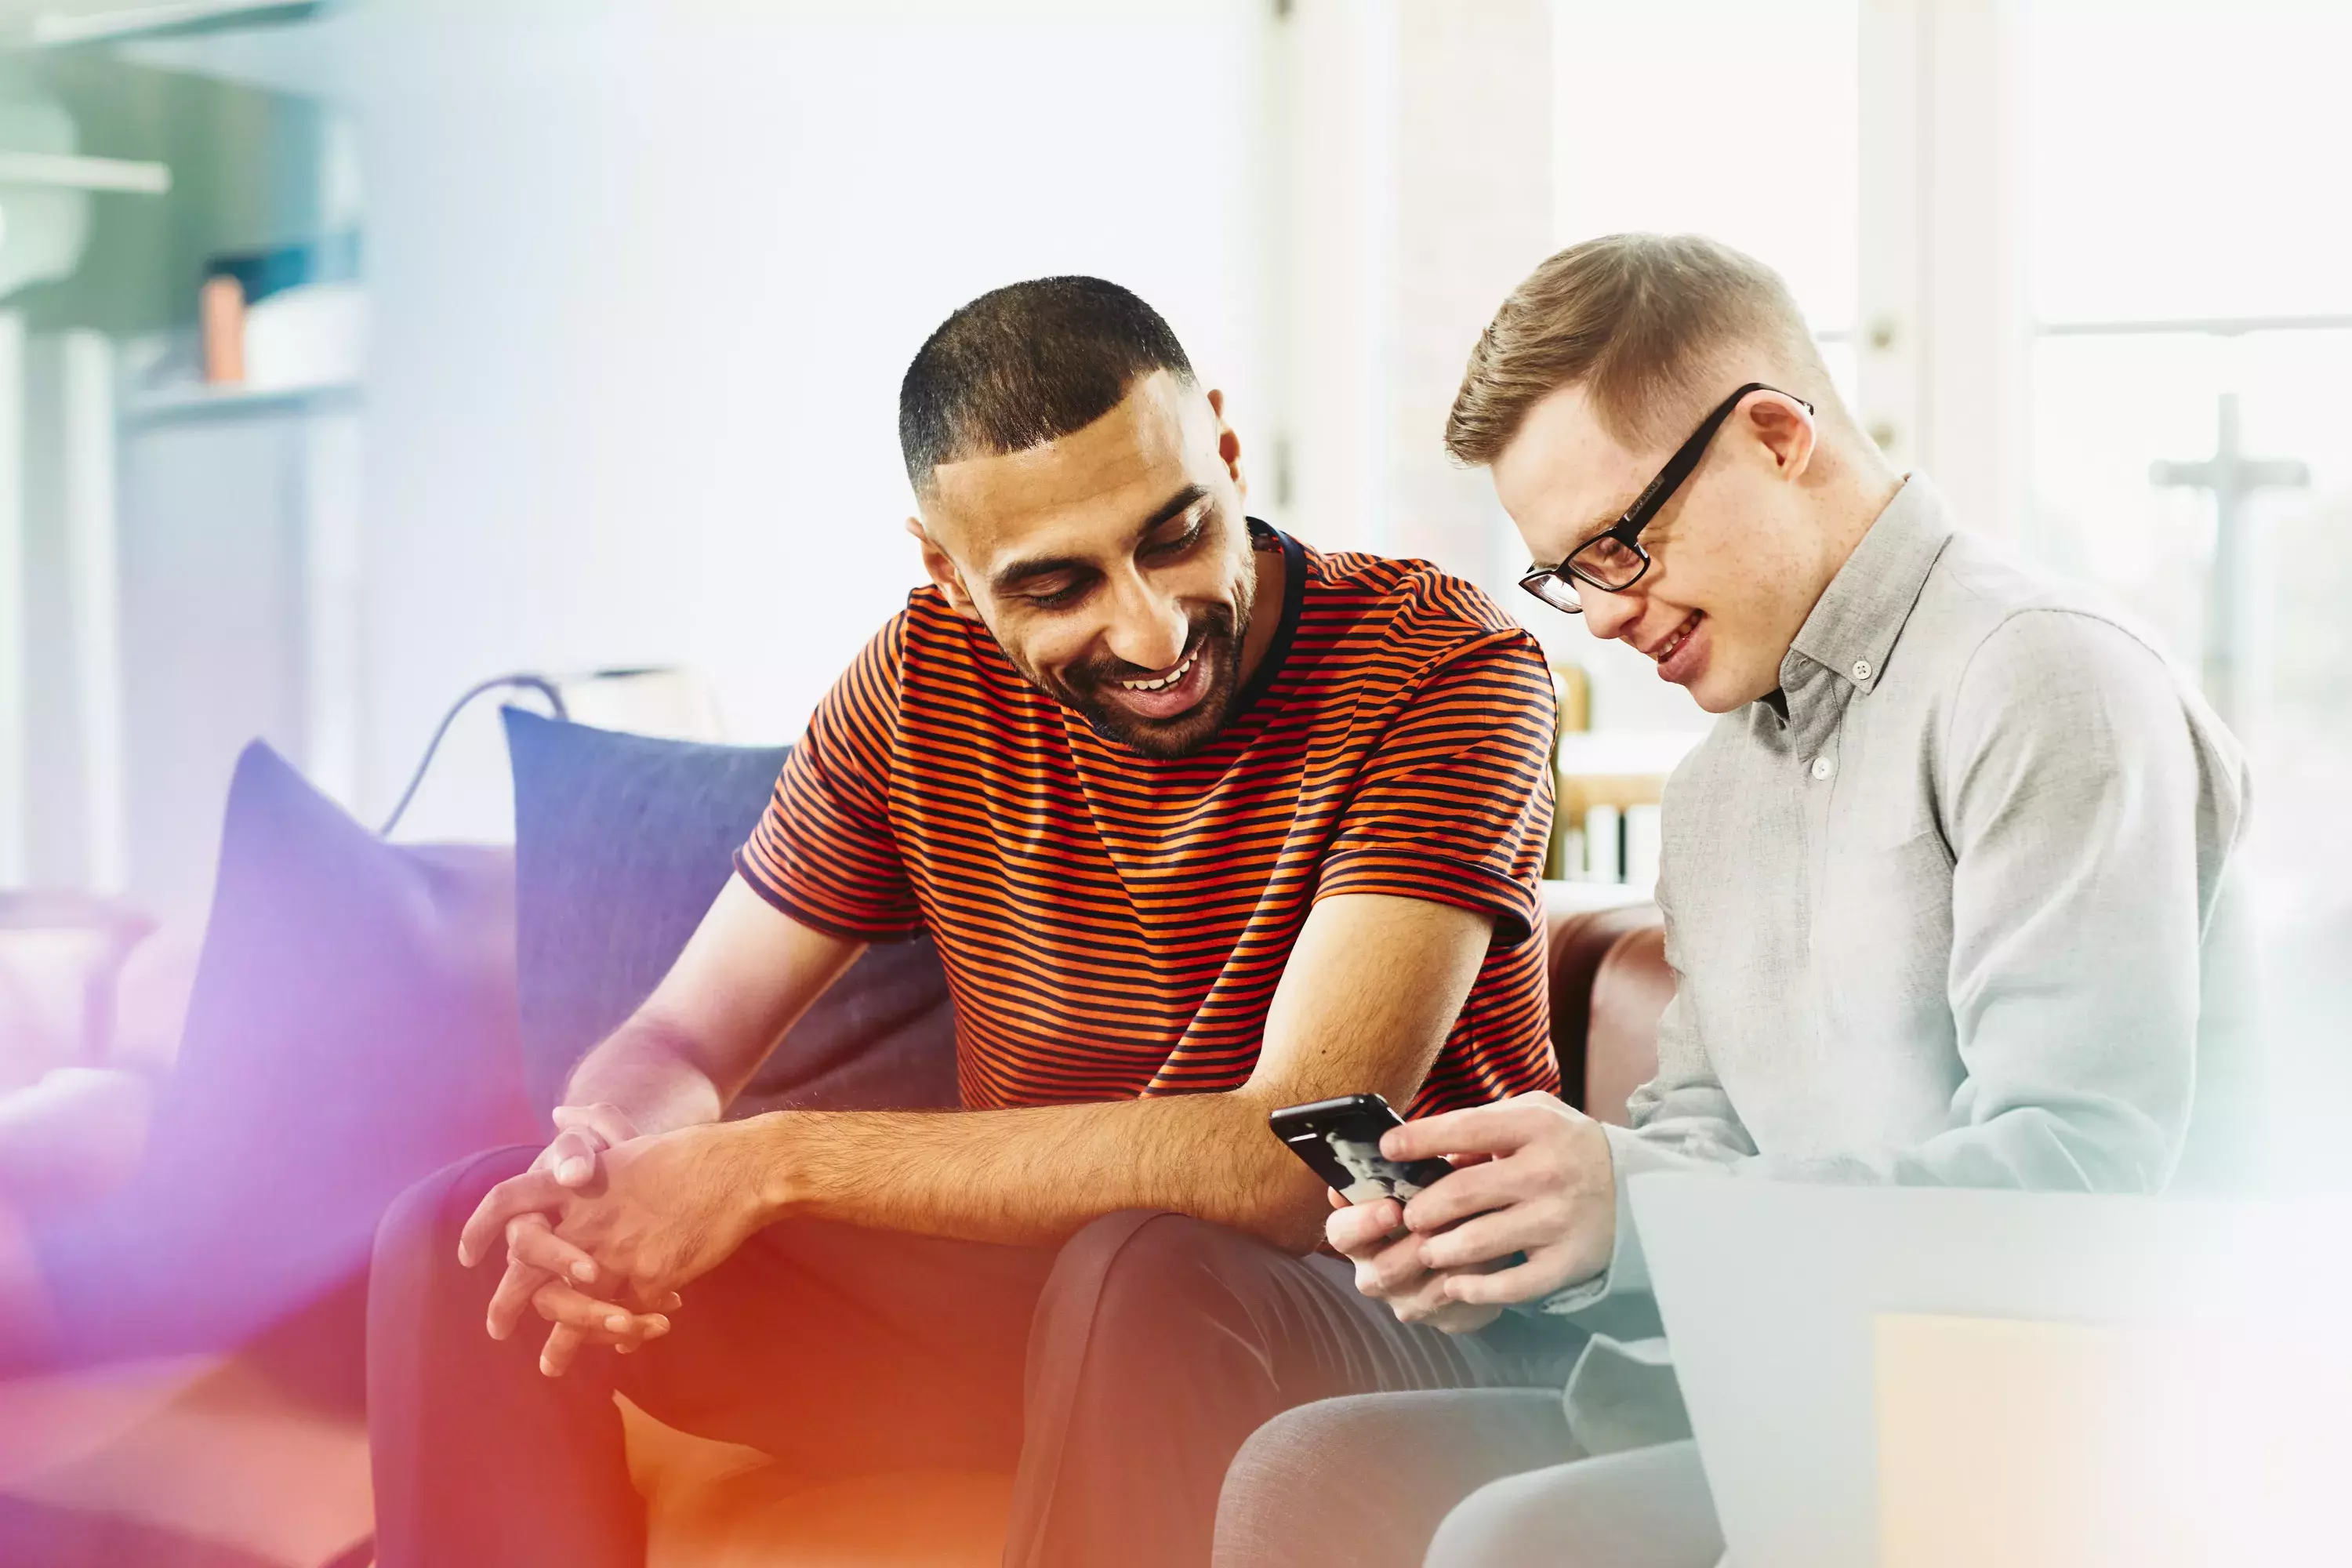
[{"x1": 737, "y1": 524, "x2": 1559, "y2": 1118}]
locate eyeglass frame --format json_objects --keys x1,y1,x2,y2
[{"x1": 1517, "y1": 381, "x2": 1813, "y2": 615}]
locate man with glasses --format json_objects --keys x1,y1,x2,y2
[{"x1": 1214, "y1": 234, "x2": 2249, "y2": 1567}]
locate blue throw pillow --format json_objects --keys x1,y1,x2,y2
[
  {"x1": 501, "y1": 709, "x2": 959, "y2": 1119},
  {"x1": 27, "y1": 742, "x2": 537, "y2": 1370}
]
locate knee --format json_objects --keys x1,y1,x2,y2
[
  {"x1": 1045, "y1": 1210, "x2": 1261, "y2": 1332},
  {"x1": 1028, "y1": 1210, "x2": 1279, "y2": 1387},
  {"x1": 1425, "y1": 1444, "x2": 1715, "y2": 1568},
  {"x1": 1216, "y1": 1398, "x2": 1367, "y2": 1545},
  {"x1": 371, "y1": 1145, "x2": 538, "y2": 1296},
  {"x1": 1425, "y1": 1466, "x2": 1581, "y2": 1568}
]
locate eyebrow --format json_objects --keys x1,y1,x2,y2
[
  {"x1": 988, "y1": 484, "x2": 1211, "y2": 593},
  {"x1": 1540, "y1": 508, "x2": 1623, "y2": 569}
]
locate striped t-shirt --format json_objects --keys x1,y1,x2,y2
[{"x1": 737, "y1": 524, "x2": 1559, "y2": 1117}]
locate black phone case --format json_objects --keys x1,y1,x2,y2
[{"x1": 1269, "y1": 1094, "x2": 1457, "y2": 1203}]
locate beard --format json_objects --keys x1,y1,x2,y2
[{"x1": 1034, "y1": 599, "x2": 1253, "y2": 759}]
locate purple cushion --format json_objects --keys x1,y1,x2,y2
[{"x1": 28, "y1": 742, "x2": 535, "y2": 1369}]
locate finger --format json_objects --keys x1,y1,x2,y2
[
  {"x1": 1400, "y1": 1160, "x2": 1529, "y2": 1235},
  {"x1": 1325, "y1": 1198, "x2": 1405, "y2": 1258},
  {"x1": 459, "y1": 1170, "x2": 567, "y2": 1268},
  {"x1": 1327, "y1": 1185, "x2": 1349, "y2": 1210},
  {"x1": 1344, "y1": 1225, "x2": 1428, "y2": 1301},
  {"x1": 1439, "y1": 1247, "x2": 1583, "y2": 1308},
  {"x1": 553, "y1": 1102, "x2": 640, "y2": 1149},
  {"x1": 539, "y1": 1323, "x2": 586, "y2": 1377},
  {"x1": 532, "y1": 1280, "x2": 672, "y2": 1344},
  {"x1": 1381, "y1": 1094, "x2": 1564, "y2": 1163},
  {"x1": 1385, "y1": 1268, "x2": 1465, "y2": 1326},
  {"x1": 504, "y1": 1214, "x2": 602, "y2": 1287},
  {"x1": 1414, "y1": 1201, "x2": 1566, "y2": 1272},
  {"x1": 1428, "y1": 1300, "x2": 1505, "y2": 1335},
  {"x1": 487, "y1": 1258, "x2": 555, "y2": 1341},
  {"x1": 1352, "y1": 1249, "x2": 1424, "y2": 1306},
  {"x1": 543, "y1": 1127, "x2": 605, "y2": 1189},
  {"x1": 1367, "y1": 1229, "x2": 1436, "y2": 1295}
]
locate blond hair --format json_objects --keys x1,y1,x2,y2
[{"x1": 1446, "y1": 234, "x2": 1836, "y2": 464}]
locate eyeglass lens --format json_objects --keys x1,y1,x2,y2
[{"x1": 1570, "y1": 534, "x2": 1646, "y2": 590}]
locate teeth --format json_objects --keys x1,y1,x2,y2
[
  {"x1": 1652, "y1": 615, "x2": 1700, "y2": 662},
  {"x1": 1120, "y1": 650, "x2": 1196, "y2": 692}
]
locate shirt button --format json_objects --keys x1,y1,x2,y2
[
  {"x1": 1810, "y1": 756, "x2": 1835, "y2": 781},
  {"x1": 1851, "y1": 659, "x2": 1873, "y2": 684}
]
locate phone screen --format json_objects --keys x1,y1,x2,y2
[{"x1": 1269, "y1": 1094, "x2": 1457, "y2": 1204}]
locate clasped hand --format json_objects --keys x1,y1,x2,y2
[
  {"x1": 457, "y1": 1106, "x2": 760, "y2": 1377},
  {"x1": 1325, "y1": 1092, "x2": 1616, "y2": 1334}
]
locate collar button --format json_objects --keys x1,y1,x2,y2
[{"x1": 1851, "y1": 659, "x2": 1873, "y2": 684}]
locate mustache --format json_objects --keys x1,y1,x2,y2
[{"x1": 1062, "y1": 607, "x2": 1237, "y2": 692}]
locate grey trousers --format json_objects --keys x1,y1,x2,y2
[{"x1": 1214, "y1": 1388, "x2": 1722, "y2": 1568}]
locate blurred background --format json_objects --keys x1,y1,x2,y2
[
  {"x1": 0, "y1": 2, "x2": 2345, "y2": 1561},
  {"x1": 0, "y1": 0, "x2": 2346, "y2": 1151}
]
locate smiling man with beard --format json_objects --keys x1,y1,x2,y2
[{"x1": 364, "y1": 276, "x2": 1581, "y2": 1568}]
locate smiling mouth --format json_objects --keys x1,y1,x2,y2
[
  {"x1": 1117, "y1": 648, "x2": 1200, "y2": 693},
  {"x1": 1642, "y1": 612, "x2": 1703, "y2": 663}
]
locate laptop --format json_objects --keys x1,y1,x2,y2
[{"x1": 1627, "y1": 1174, "x2": 2339, "y2": 1568}]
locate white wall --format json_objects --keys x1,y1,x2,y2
[{"x1": 178, "y1": 0, "x2": 1273, "y2": 839}]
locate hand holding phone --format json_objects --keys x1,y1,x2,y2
[{"x1": 1268, "y1": 1093, "x2": 1457, "y2": 1205}]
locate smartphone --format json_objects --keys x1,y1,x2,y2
[{"x1": 1269, "y1": 1093, "x2": 1457, "y2": 1204}]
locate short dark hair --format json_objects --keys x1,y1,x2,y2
[{"x1": 898, "y1": 276, "x2": 1195, "y2": 495}]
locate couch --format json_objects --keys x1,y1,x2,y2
[{"x1": 0, "y1": 727, "x2": 1676, "y2": 1568}]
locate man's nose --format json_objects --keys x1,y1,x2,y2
[
  {"x1": 1580, "y1": 586, "x2": 1643, "y2": 642},
  {"x1": 1101, "y1": 575, "x2": 1189, "y2": 673}
]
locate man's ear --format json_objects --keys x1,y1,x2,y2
[
  {"x1": 1207, "y1": 387, "x2": 1247, "y2": 501},
  {"x1": 906, "y1": 516, "x2": 982, "y2": 622},
  {"x1": 1744, "y1": 392, "x2": 1818, "y2": 483}
]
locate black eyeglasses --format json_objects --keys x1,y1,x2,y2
[{"x1": 1519, "y1": 381, "x2": 1813, "y2": 615}]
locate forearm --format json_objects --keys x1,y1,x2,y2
[
  {"x1": 563, "y1": 1013, "x2": 730, "y2": 1137},
  {"x1": 736, "y1": 1089, "x2": 1332, "y2": 1251}
]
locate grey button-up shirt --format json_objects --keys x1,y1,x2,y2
[{"x1": 1548, "y1": 475, "x2": 2250, "y2": 1322}]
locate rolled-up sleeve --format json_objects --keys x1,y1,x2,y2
[
  {"x1": 1316, "y1": 635, "x2": 1555, "y2": 946},
  {"x1": 735, "y1": 615, "x2": 924, "y2": 942}
]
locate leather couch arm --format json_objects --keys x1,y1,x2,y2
[{"x1": 1539, "y1": 886, "x2": 1670, "y2": 1126}]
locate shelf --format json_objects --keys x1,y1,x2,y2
[
  {"x1": 16, "y1": 0, "x2": 321, "y2": 48},
  {"x1": 1555, "y1": 731, "x2": 1704, "y2": 778},
  {"x1": 119, "y1": 379, "x2": 360, "y2": 428},
  {"x1": 0, "y1": 150, "x2": 171, "y2": 194}
]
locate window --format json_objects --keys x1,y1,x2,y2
[
  {"x1": 1548, "y1": 0, "x2": 1860, "y2": 732},
  {"x1": 2021, "y1": 1, "x2": 2352, "y2": 926}
]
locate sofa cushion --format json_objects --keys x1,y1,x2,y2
[
  {"x1": 28, "y1": 743, "x2": 535, "y2": 1372},
  {"x1": 502, "y1": 709, "x2": 959, "y2": 1120}
]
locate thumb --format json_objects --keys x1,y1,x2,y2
[
  {"x1": 546, "y1": 1127, "x2": 604, "y2": 1189},
  {"x1": 553, "y1": 1102, "x2": 640, "y2": 1147}
]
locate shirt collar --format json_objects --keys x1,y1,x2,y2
[{"x1": 1780, "y1": 475, "x2": 1956, "y2": 704}]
